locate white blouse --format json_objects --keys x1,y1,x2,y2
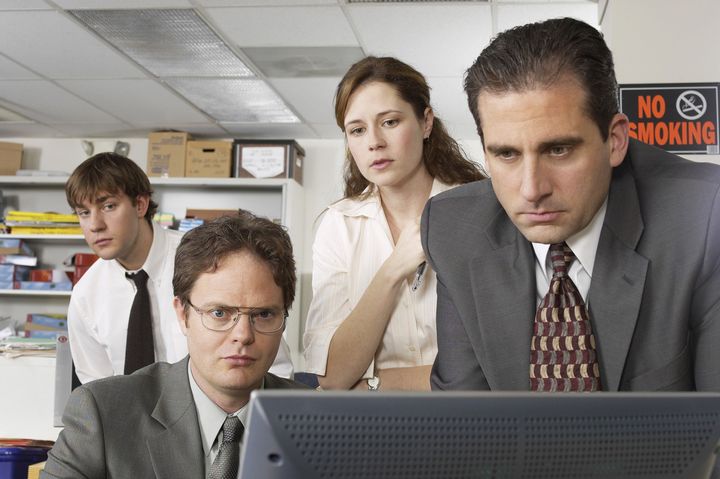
[{"x1": 303, "y1": 179, "x2": 453, "y2": 379}]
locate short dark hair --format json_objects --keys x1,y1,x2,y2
[
  {"x1": 173, "y1": 211, "x2": 296, "y2": 312},
  {"x1": 65, "y1": 152, "x2": 158, "y2": 222},
  {"x1": 464, "y1": 17, "x2": 618, "y2": 141},
  {"x1": 335, "y1": 56, "x2": 485, "y2": 198}
]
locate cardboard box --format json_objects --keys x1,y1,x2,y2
[
  {"x1": 147, "y1": 131, "x2": 190, "y2": 177},
  {"x1": 185, "y1": 208, "x2": 238, "y2": 222},
  {"x1": 232, "y1": 140, "x2": 304, "y2": 185},
  {"x1": 0, "y1": 141, "x2": 22, "y2": 175},
  {"x1": 185, "y1": 140, "x2": 232, "y2": 178}
]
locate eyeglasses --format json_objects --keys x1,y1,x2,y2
[{"x1": 187, "y1": 300, "x2": 287, "y2": 334}]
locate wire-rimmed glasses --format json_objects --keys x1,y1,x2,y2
[{"x1": 187, "y1": 300, "x2": 287, "y2": 334}]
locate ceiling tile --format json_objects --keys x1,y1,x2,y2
[
  {"x1": 166, "y1": 78, "x2": 299, "y2": 123},
  {"x1": 269, "y1": 77, "x2": 340, "y2": 124},
  {"x1": 53, "y1": 0, "x2": 192, "y2": 7},
  {"x1": 205, "y1": 6, "x2": 358, "y2": 47},
  {"x1": 349, "y1": 4, "x2": 492, "y2": 77},
  {"x1": 47, "y1": 122, "x2": 135, "y2": 137},
  {"x1": 0, "y1": 55, "x2": 39, "y2": 80},
  {"x1": 0, "y1": 0, "x2": 52, "y2": 10},
  {"x1": 56, "y1": 79, "x2": 211, "y2": 124},
  {"x1": 0, "y1": 122, "x2": 65, "y2": 138},
  {"x1": 496, "y1": 3, "x2": 599, "y2": 32},
  {"x1": 197, "y1": 0, "x2": 339, "y2": 5},
  {"x1": 244, "y1": 46, "x2": 365, "y2": 78},
  {"x1": 70, "y1": 9, "x2": 253, "y2": 78},
  {"x1": 221, "y1": 122, "x2": 318, "y2": 139},
  {"x1": 0, "y1": 80, "x2": 121, "y2": 123},
  {"x1": 0, "y1": 10, "x2": 144, "y2": 79}
]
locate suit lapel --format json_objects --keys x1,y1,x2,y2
[
  {"x1": 588, "y1": 160, "x2": 648, "y2": 391},
  {"x1": 470, "y1": 207, "x2": 536, "y2": 390},
  {"x1": 147, "y1": 357, "x2": 205, "y2": 479}
]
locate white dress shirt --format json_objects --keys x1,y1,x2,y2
[
  {"x1": 68, "y1": 223, "x2": 294, "y2": 383},
  {"x1": 532, "y1": 199, "x2": 608, "y2": 305},
  {"x1": 303, "y1": 179, "x2": 453, "y2": 379}
]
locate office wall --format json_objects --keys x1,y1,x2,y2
[{"x1": 602, "y1": 0, "x2": 720, "y2": 166}]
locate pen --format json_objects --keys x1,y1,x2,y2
[{"x1": 411, "y1": 261, "x2": 427, "y2": 292}]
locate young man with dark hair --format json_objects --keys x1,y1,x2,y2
[
  {"x1": 65, "y1": 152, "x2": 292, "y2": 383},
  {"x1": 43, "y1": 213, "x2": 307, "y2": 478},
  {"x1": 421, "y1": 18, "x2": 720, "y2": 392}
]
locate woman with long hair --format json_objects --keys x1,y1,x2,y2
[{"x1": 303, "y1": 56, "x2": 485, "y2": 391}]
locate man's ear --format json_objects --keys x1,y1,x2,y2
[
  {"x1": 608, "y1": 113, "x2": 630, "y2": 168},
  {"x1": 173, "y1": 297, "x2": 189, "y2": 336},
  {"x1": 135, "y1": 194, "x2": 150, "y2": 218}
]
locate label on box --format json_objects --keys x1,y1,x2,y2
[{"x1": 242, "y1": 146, "x2": 286, "y2": 178}]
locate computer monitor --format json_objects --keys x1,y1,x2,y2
[{"x1": 239, "y1": 391, "x2": 720, "y2": 479}]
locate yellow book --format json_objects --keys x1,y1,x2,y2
[
  {"x1": 6, "y1": 211, "x2": 79, "y2": 223},
  {"x1": 10, "y1": 226, "x2": 83, "y2": 235}
]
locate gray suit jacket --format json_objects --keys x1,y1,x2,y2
[
  {"x1": 42, "y1": 356, "x2": 306, "y2": 478},
  {"x1": 421, "y1": 139, "x2": 720, "y2": 391}
]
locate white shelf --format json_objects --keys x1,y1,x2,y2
[
  {"x1": 0, "y1": 289, "x2": 72, "y2": 297},
  {"x1": 0, "y1": 234, "x2": 85, "y2": 240},
  {"x1": 0, "y1": 176, "x2": 68, "y2": 185},
  {"x1": 0, "y1": 175, "x2": 295, "y2": 189}
]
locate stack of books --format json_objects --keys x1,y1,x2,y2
[
  {"x1": 0, "y1": 238, "x2": 37, "y2": 267},
  {"x1": 4, "y1": 211, "x2": 81, "y2": 235},
  {"x1": 22, "y1": 313, "x2": 68, "y2": 339}
]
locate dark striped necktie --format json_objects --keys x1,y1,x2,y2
[
  {"x1": 124, "y1": 269, "x2": 154, "y2": 374},
  {"x1": 530, "y1": 242, "x2": 602, "y2": 392}
]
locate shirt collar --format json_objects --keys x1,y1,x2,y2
[
  {"x1": 187, "y1": 362, "x2": 261, "y2": 457},
  {"x1": 329, "y1": 178, "x2": 453, "y2": 218},
  {"x1": 532, "y1": 198, "x2": 607, "y2": 277}
]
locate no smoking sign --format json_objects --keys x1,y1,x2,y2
[{"x1": 620, "y1": 83, "x2": 719, "y2": 155}]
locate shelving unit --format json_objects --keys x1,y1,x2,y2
[{"x1": 0, "y1": 175, "x2": 305, "y2": 364}]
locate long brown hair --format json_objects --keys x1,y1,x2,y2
[{"x1": 334, "y1": 56, "x2": 485, "y2": 199}]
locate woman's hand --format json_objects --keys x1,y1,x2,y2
[{"x1": 385, "y1": 219, "x2": 426, "y2": 281}]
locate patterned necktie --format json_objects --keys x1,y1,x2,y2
[
  {"x1": 530, "y1": 242, "x2": 602, "y2": 392},
  {"x1": 124, "y1": 270, "x2": 155, "y2": 374},
  {"x1": 208, "y1": 416, "x2": 244, "y2": 479}
]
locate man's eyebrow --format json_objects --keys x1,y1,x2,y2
[
  {"x1": 485, "y1": 144, "x2": 519, "y2": 155},
  {"x1": 538, "y1": 136, "x2": 584, "y2": 151},
  {"x1": 93, "y1": 195, "x2": 117, "y2": 204},
  {"x1": 485, "y1": 137, "x2": 584, "y2": 155}
]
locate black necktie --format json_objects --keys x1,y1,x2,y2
[
  {"x1": 208, "y1": 416, "x2": 244, "y2": 479},
  {"x1": 124, "y1": 269, "x2": 155, "y2": 374}
]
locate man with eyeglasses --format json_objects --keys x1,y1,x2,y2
[{"x1": 43, "y1": 212, "x2": 308, "y2": 478}]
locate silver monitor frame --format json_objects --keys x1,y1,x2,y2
[{"x1": 240, "y1": 390, "x2": 720, "y2": 479}]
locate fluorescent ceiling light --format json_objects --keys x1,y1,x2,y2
[
  {"x1": 69, "y1": 9, "x2": 253, "y2": 78},
  {"x1": 166, "y1": 78, "x2": 299, "y2": 123}
]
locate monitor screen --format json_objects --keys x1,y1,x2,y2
[{"x1": 239, "y1": 391, "x2": 720, "y2": 479}]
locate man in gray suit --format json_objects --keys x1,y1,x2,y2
[
  {"x1": 43, "y1": 212, "x2": 308, "y2": 478},
  {"x1": 421, "y1": 18, "x2": 720, "y2": 392}
]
